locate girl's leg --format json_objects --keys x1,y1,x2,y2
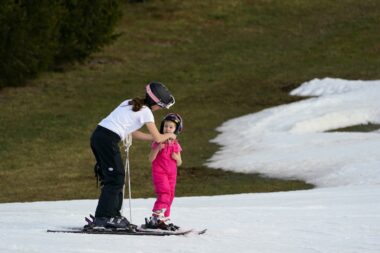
[
  {"x1": 164, "y1": 169, "x2": 177, "y2": 217},
  {"x1": 152, "y1": 169, "x2": 171, "y2": 213},
  {"x1": 147, "y1": 169, "x2": 180, "y2": 230}
]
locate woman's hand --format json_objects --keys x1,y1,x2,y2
[{"x1": 146, "y1": 122, "x2": 176, "y2": 142}]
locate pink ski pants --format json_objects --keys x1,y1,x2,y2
[{"x1": 152, "y1": 165, "x2": 177, "y2": 217}]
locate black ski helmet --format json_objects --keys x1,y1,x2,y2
[
  {"x1": 145, "y1": 82, "x2": 175, "y2": 109},
  {"x1": 160, "y1": 113, "x2": 183, "y2": 135}
]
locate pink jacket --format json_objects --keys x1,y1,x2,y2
[{"x1": 151, "y1": 140, "x2": 182, "y2": 172}]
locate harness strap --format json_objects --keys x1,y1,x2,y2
[{"x1": 122, "y1": 134, "x2": 133, "y2": 223}]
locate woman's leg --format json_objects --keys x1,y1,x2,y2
[{"x1": 91, "y1": 129, "x2": 125, "y2": 218}]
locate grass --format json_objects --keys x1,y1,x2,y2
[
  {"x1": 1, "y1": 0, "x2": 380, "y2": 203},
  {"x1": 328, "y1": 123, "x2": 380, "y2": 132}
]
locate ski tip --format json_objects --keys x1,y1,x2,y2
[
  {"x1": 173, "y1": 228, "x2": 207, "y2": 236},
  {"x1": 198, "y1": 229, "x2": 207, "y2": 235}
]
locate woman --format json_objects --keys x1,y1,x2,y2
[{"x1": 90, "y1": 82, "x2": 176, "y2": 230}]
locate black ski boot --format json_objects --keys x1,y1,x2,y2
[
  {"x1": 145, "y1": 217, "x2": 180, "y2": 231},
  {"x1": 85, "y1": 214, "x2": 137, "y2": 231}
]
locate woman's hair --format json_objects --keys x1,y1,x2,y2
[{"x1": 128, "y1": 98, "x2": 145, "y2": 112}]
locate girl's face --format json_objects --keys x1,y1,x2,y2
[{"x1": 163, "y1": 121, "x2": 176, "y2": 134}]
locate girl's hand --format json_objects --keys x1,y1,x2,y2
[
  {"x1": 171, "y1": 152, "x2": 182, "y2": 166},
  {"x1": 168, "y1": 133, "x2": 177, "y2": 140},
  {"x1": 171, "y1": 152, "x2": 180, "y2": 161}
]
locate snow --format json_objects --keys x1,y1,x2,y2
[
  {"x1": 207, "y1": 77, "x2": 380, "y2": 187},
  {"x1": 1, "y1": 77, "x2": 380, "y2": 253}
]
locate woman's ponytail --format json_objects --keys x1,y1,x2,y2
[{"x1": 129, "y1": 98, "x2": 145, "y2": 112}]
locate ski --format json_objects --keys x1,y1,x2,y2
[
  {"x1": 195, "y1": 228, "x2": 207, "y2": 235},
  {"x1": 47, "y1": 227, "x2": 193, "y2": 236},
  {"x1": 47, "y1": 214, "x2": 207, "y2": 236},
  {"x1": 47, "y1": 227, "x2": 206, "y2": 236},
  {"x1": 139, "y1": 226, "x2": 207, "y2": 235},
  {"x1": 139, "y1": 223, "x2": 207, "y2": 235}
]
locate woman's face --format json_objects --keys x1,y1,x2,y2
[{"x1": 151, "y1": 104, "x2": 162, "y2": 111}]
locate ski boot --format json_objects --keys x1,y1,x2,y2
[
  {"x1": 84, "y1": 214, "x2": 137, "y2": 231},
  {"x1": 144, "y1": 210, "x2": 180, "y2": 231}
]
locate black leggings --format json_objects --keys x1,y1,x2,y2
[{"x1": 90, "y1": 126, "x2": 125, "y2": 217}]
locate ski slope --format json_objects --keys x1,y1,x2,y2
[{"x1": 1, "y1": 78, "x2": 379, "y2": 253}]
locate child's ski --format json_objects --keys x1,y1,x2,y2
[
  {"x1": 139, "y1": 226, "x2": 207, "y2": 235},
  {"x1": 139, "y1": 223, "x2": 207, "y2": 235}
]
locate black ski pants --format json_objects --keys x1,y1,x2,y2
[{"x1": 90, "y1": 125, "x2": 125, "y2": 218}]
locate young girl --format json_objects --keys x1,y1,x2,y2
[
  {"x1": 90, "y1": 82, "x2": 177, "y2": 230},
  {"x1": 145, "y1": 113, "x2": 183, "y2": 231}
]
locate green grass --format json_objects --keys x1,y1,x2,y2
[
  {"x1": 1, "y1": 0, "x2": 380, "y2": 203},
  {"x1": 328, "y1": 123, "x2": 380, "y2": 132}
]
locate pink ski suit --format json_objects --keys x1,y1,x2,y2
[{"x1": 151, "y1": 140, "x2": 182, "y2": 217}]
